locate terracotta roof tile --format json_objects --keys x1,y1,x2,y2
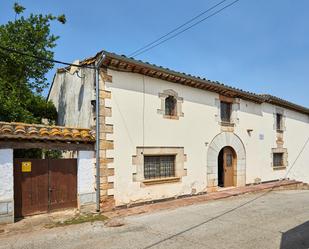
[{"x1": 0, "y1": 122, "x2": 95, "y2": 143}]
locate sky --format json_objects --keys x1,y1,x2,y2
[{"x1": 1, "y1": 0, "x2": 309, "y2": 107}]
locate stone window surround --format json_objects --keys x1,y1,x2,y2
[
  {"x1": 273, "y1": 107, "x2": 286, "y2": 132},
  {"x1": 271, "y1": 148, "x2": 288, "y2": 170},
  {"x1": 157, "y1": 89, "x2": 184, "y2": 120},
  {"x1": 215, "y1": 96, "x2": 240, "y2": 132},
  {"x1": 132, "y1": 147, "x2": 187, "y2": 186}
]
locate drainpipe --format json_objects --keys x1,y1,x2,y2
[{"x1": 95, "y1": 52, "x2": 105, "y2": 212}]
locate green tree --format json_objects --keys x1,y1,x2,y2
[{"x1": 0, "y1": 2, "x2": 66, "y2": 123}]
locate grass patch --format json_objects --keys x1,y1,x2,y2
[{"x1": 45, "y1": 213, "x2": 108, "y2": 228}]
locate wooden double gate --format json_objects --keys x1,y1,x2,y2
[{"x1": 14, "y1": 159, "x2": 77, "y2": 217}]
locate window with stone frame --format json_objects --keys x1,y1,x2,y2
[
  {"x1": 144, "y1": 155, "x2": 176, "y2": 179},
  {"x1": 276, "y1": 113, "x2": 283, "y2": 131},
  {"x1": 157, "y1": 89, "x2": 184, "y2": 120},
  {"x1": 165, "y1": 95, "x2": 177, "y2": 116},
  {"x1": 273, "y1": 153, "x2": 284, "y2": 168},
  {"x1": 132, "y1": 147, "x2": 187, "y2": 185},
  {"x1": 220, "y1": 101, "x2": 232, "y2": 123}
]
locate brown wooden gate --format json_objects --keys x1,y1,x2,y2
[{"x1": 14, "y1": 159, "x2": 77, "y2": 217}]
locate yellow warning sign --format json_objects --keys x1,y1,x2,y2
[{"x1": 22, "y1": 162, "x2": 31, "y2": 172}]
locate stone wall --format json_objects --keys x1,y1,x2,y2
[{"x1": 98, "y1": 69, "x2": 115, "y2": 210}]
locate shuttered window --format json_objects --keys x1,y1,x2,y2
[
  {"x1": 144, "y1": 155, "x2": 175, "y2": 179},
  {"x1": 273, "y1": 153, "x2": 284, "y2": 167},
  {"x1": 220, "y1": 101, "x2": 232, "y2": 123}
]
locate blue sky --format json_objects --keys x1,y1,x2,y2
[{"x1": 1, "y1": 0, "x2": 308, "y2": 107}]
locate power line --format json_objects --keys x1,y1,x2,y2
[
  {"x1": 128, "y1": 0, "x2": 230, "y2": 57},
  {"x1": 1, "y1": 1, "x2": 240, "y2": 65},
  {"x1": 130, "y1": 0, "x2": 241, "y2": 58},
  {"x1": 0, "y1": 45, "x2": 96, "y2": 69}
]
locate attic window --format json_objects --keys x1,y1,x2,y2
[
  {"x1": 165, "y1": 96, "x2": 177, "y2": 116},
  {"x1": 157, "y1": 89, "x2": 184, "y2": 120},
  {"x1": 276, "y1": 113, "x2": 283, "y2": 131},
  {"x1": 220, "y1": 101, "x2": 232, "y2": 123}
]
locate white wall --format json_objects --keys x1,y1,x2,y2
[
  {"x1": 48, "y1": 68, "x2": 95, "y2": 128},
  {"x1": 106, "y1": 69, "x2": 309, "y2": 206},
  {"x1": 0, "y1": 149, "x2": 14, "y2": 223},
  {"x1": 77, "y1": 151, "x2": 96, "y2": 206},
  {"x1": 106, "y1": 70, "x2": 222, "y2": 205}
]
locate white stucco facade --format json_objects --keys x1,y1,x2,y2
[
  {"x1": 77, "y1": 151, "x2": 96, "y2": 206},
  {"x1": 104, "y1": 69, "x2": 309, "y2": 205},
  {"x1": 49, "y1": 64, "x2": 309, "y2": 207},
  {"x1": 0, "y1": 149, "x2": 14, "y2": 223}
]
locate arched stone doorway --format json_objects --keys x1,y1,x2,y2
[{"x1": 207, "y1": 132, "x2": 246, "y2": 191}]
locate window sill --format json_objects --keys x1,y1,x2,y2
[
  {"x1": 142, "y1": 177, "x2": 181, "y2": 185},
  {"x1": 163, "y1": 115, "x2": 179, "y2": 120},
  {"x1": 220, "y1": 122, "x2": 234, "y2": 127},
  {"x1": 273, "y1": 166, "x2": 286, "y2": 170}
]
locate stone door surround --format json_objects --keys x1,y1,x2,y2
[{"x1": 207, "y1": 132, "x2": 246, "y2": 191}]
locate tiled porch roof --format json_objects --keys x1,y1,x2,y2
[{"x1": 0, "y1": 122, "x2": 95, "y2": 143}]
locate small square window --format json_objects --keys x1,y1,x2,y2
[
  {"x1": 220, "y1": 101, "x2": 232, "y2": 123},
  {"x1": 273, "y1": 153, "x2": 284, "y2": 167},
  {"x1": 144, "y1": 155, "x2": 175, "y2": 179}
]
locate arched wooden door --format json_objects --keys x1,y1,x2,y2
[{"x1": 223, "y1": 147, "x2": 236, "y2": 187}]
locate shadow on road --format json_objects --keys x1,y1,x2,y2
[{"x1": 280, "y1": 221, "x2": 309, "y2": 249}]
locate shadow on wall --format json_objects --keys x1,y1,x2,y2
[
  {"x1": 78, "y1": 83, "x2": 85, "y2": 112},
  {"x1": 110, "y1": 72, "x2": 266, "y2": 118},
  {"x1": 280, "y1": 221, "x2": 309, "y2": 249},
  {"x1": 111, "y1": 71, "x2": 309, "y2": 123},
  {"x1": 58, "y1": 79, "x2": 67, "y2": 126},
  {"x1": 262, "y1": 100, "x2": 309, "y2": 124}
]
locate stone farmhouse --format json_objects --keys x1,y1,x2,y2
[{"x1": 48, "y1": 50, "x2": 309, "y2": 209}]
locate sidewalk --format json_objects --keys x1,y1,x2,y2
[{"x1": 103, "y1": 179, "x2": 306, "y2": 218}]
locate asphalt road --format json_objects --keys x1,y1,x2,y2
[{"x1": 1, "y1": 190, "x2": 309, "y2": 249}]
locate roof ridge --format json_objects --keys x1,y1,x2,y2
[{"x1": 54, "y1": 50, "x2": 309, "y2": 115}]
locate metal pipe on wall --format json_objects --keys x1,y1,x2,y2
[{"x1": 95, "y1": 53, "x2": 105, "y2": 212}]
